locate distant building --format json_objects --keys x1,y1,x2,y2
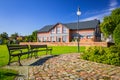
[{"x1": 37, "y1": 19, "x2": 101, "y2": 42}]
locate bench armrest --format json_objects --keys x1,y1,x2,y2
[{"x1": 47, "y1": 47, "x2": 52, "y2": 49}]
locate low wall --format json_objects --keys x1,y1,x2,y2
[{"x1": 20, "y1": 42, "x2": 112, "y2": 47}]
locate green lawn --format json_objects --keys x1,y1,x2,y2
[{"x1": 0, "y1": 45, "x2": 85, "y2": 66}]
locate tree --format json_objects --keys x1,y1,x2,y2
[
  {"x1": 0, "y1": 32, "x2": 9, "y2": 44},
  {"x1": 0, "y1": 32, "x2": 8, "y2": 39},
  {"x1": 31, "y1": 30, "x2": 37, "y2": 42},
  {"x1": 100, "y1": 16, "x2": 116, "y2": 37},
  {"x1": 100, "y1": 8, "x2": 120, "y2": 38},
  {"x1": 113, "y1": 24, "x2": 120, "y2": 45},
  {"x1": 11, "y1": 32, "x2": 18, "y2": 40},
  {"x1": 23, "y1": 35, "x2": 33, "y2": 42},
  {"x1": 111, "y1": 8, "x2": 120, "y2": 16}
]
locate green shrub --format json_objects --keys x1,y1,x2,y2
[
  {"x1": 113, "y1": 23, "x2": 120, "y2": 45},
  {"x1": 105, "y1": 45, "x2": 120, "y2": 65},
  {"x1": 81, "y1": 46, "x2": 120, "y2": 66}
]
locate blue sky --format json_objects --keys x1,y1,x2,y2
[{"x1": 0, "y1": 0, "x2": 120, "y2": 36}]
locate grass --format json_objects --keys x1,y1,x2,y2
[
  {"x1": 0, "y1": 68, "x2": 18, "y2": 80},
  {"x1": 52, "y1": 46, "x2": 85, "y2": 55},
  {"x1": 0, "y1": 45, "x2": 85, "y2": 66}
]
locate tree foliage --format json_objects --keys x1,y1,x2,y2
[
  {"x1": 100, "y1": 8, "x2": 120, "y2": 38},
  {"x1": 32, "y1": 30, "x2": 37, "y2": 42},
  {"x1": 100, "y1": 16, "x2": 116, "y2": 37},
  {"x1": 23, "y1": 30, "x2": 37, "y2": 42},
  {"x1": 0, "y1": 32, "x2": 8, "y2": 44},
  {"x1": 0, "y1": 32, "x2": 8, "y2": 39},
  {"x1": 111, "y1": 8, "x2": 120, "y2": 16},
  {"x1": 113, "y1": 24, "x2": 120, "y2": 45},
  {"x1": 10, "y1": 33, "x2": 18, "y2": 40}
]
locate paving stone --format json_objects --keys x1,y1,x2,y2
[{"x1": 70, "y1": 75, "x2": 76, "y2": 79}]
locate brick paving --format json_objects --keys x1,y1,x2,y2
[
  {"x1": 28, "y1": 53, "x2": 120, "y2": 80},
  {"x1": 4, "y1": 53, "x2": 120, "y2": 80}
]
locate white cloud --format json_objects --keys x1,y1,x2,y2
[
  {"x1": 109, "y1": 0, "x2": 118, "y2": 11},
  {"x1": 80, "y1": 0, "x2": 119, "y2": 22},
  {"x1": 109, "y1": 0, "x2": 118, "y2": 7},
  {"x1": 80, "y1": 9, "x2": 111, "y2": 22}
]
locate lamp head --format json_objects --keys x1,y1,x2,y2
[{"x1": 77, "y1": 7, "x2": 81, "y2": 16}]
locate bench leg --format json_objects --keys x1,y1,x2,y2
[
  {"x1": 46, "y1": 51, "x2": 48, "y2": 55},
  {"x1": 18, "y1": 56, "x2": 22, "y2": 66},
  {"x1": 27, "y1": 53, "x2": 30, "y2": 58},
  {"x1": 33, "y1": 52, "x2": 37, "y2": 58},
  {"x1": 8, "y1": 56, "x2": 11, "y2": 65},
  {"x1": 50, "y1": 50, "x2": 52, "y2": 55},
  {"x1": 27, "y1": 53, "x2": 31, "y2": 58},
  {"x1": 34, "y1": 52, "x2": 38, "y2": 58},
  {"x1": 30, "y1": 52, "x2": 33, "y2": 58}
]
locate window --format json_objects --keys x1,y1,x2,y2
[
  {"x1": 56, "y1": 36, "x2": 61, "y2": 42},
  {"x1": 43, "y1": 37, "x2": 47, "y2": 41},
  {"x1": 62, "y1": 36, "x2": 67, "y2": 42},
  {"x1": 63, "y1": 27, "x2": 67, "y2": 33},
  {"x1": 87, "y1": 35, "x2": 93, "y2": 38},
  {"x1": 80, "y1": 35, "x2": 84, "y2": 39},
  {"x1": 57, "y1": 27, "x2": 60, "y2": 33},
  {"x1": 38, "y1": 37, "x2": 41, "y2": 42},
  {"x1": 51, "y1": 36, "x2": 54, "y2": 42}
]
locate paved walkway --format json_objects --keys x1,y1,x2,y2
[{"x1": 4, "y1": 53, "x2": 120, "y2": 80}]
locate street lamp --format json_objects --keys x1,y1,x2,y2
[{"x1": 76, "y1": 7, "x2": 81, "y2": 53}]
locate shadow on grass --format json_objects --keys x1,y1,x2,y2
[
  {"x1": 1, "y1": 72, "x2": 17, "y2": 76},
  {"x1": 0, "y1": 69, "x2": 18, "y2": 80},
  {"x1": 29, "y1": 55, "x2": 58, "y2": 66}
]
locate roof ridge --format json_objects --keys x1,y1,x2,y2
[{"x1": 63, "y1": 19, "x2": 99, "y2": 25}]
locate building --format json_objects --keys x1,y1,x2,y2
[{"x1": 37, "y1": 19, "x2": 101, "y2": 42}]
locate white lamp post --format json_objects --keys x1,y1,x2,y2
[{"x1": 77, "y1": 7, "x2": 81, "y2": 52}]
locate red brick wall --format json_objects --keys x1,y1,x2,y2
[
  {"x1": 70, "y1": 29, "x2": 95, "y2": 42},
  {"x1": 20, "y1": 42, "x2": 108, "y2": 47}
]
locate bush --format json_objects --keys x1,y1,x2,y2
[
  {"x1": 113, "y1": 23, "x2": 120, "y2": 45},
  {"x1": 105, "y1": 45, "x2": 120, "y2": 65},
  {"x1": 81, "y1": 46, "x2": 120, "y2": 66}
]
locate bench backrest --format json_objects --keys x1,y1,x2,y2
[
  {"x1": 30, "y1": 45, "x2": 47, "y2": 49},
  {"x1": 7, "y1": 45, "x2": 29, "y2": 50},
  {"x1": 7, "y1": 45, "x2": 29, "y2": 54}
]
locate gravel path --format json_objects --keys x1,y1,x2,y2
[{"x1": 3, "y1": 53, "x2": 120, "y2": 80}]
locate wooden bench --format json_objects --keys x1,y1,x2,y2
[
  {"x1": 7, "y1": 45, "x2": 31, "y2": 66},
  {"x1": 7, "y1": 44, "x2": 52, "y2": 66},
  {"x1": 30, "y1": 45, "x2": 52, "y2": 58}
]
